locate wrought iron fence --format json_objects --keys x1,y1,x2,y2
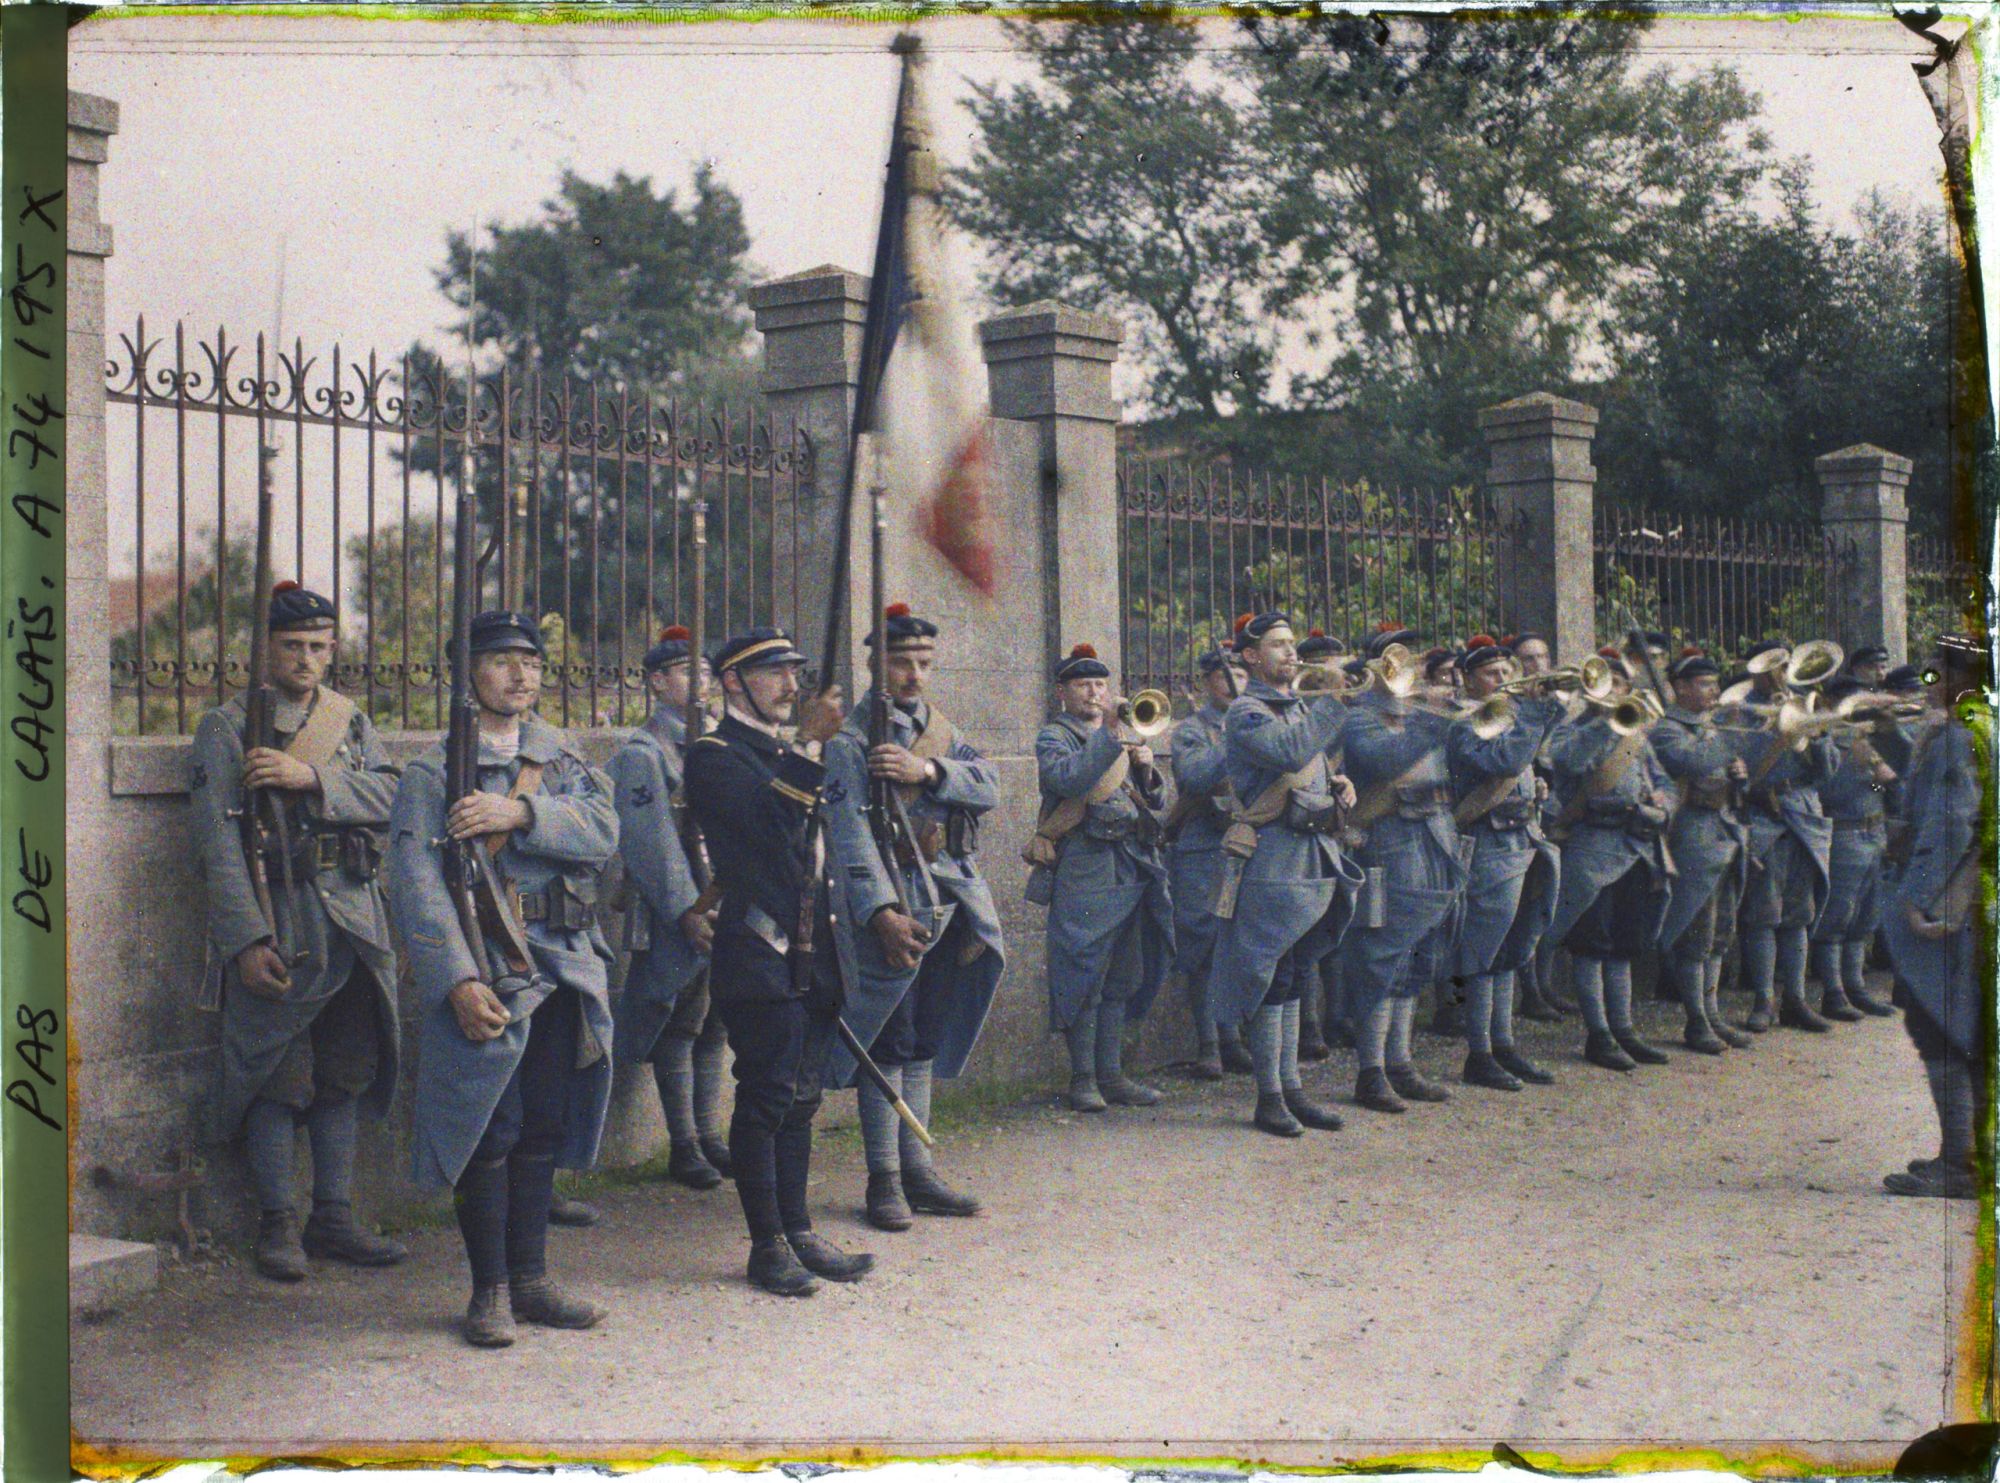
[
  {"x1": 106, "y1": 319, "x2": 815, "y2": 735},
  {"x1": 1591, "y1": 505, "x2": 1852, "y2": 663},
  {"x1": 1118, "y1": 451, "x2": 1525, "y2": 700},
  {"x1": 1907, "y1": 528, "x2": 1986, "y2": 660}
]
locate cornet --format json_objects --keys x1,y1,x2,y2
[{"x1": 1498, "y1": 654, "x2": 1615, "y2": 702}]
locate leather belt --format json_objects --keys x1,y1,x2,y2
[{"x1": 519, "y1": 884, "x2": 597, "y2": 930}]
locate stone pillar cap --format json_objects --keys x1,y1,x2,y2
[
  {"x1": 1814, "y1": 443, "x2": 1914, "y2": 479},
  {"x1": 748, "y1": 265, "x2": 870, "y2": 317},
  {"x1": 69, "y1": 92, "x2": 119, "y2": 135},
  {"x1": 1477, "y1": 391, "x2": 1600, "y2": 434},
  {"x1": 979, "y1": 301, "x2": 1125, "y2": 357}
]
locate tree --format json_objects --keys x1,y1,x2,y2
[
  {"x1": 1237, "y1": 8, "x2": 1771, "y2": 490},
  {"x1": 1595, "y1": 167, "x2": 1956, "y2": 531},
  {"x1": 946, "y1": 13, "x2": 1281, "y2": 421}
]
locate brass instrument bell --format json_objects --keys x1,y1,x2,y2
[
  {"x1": 1783, "y1": 639, "x2": 1844, "y2": 690},
  {"x1": 1117, "y1": 688, "x2": 1174, "y2": 740}
]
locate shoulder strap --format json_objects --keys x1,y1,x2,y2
[
  {"x1": 1022, "y1": 739, "x2": 1131, "y2": 864},
  {"x1": 485, "y1": 760, "x2": 546, "y2": 858},
  {"x1": 894, "y1": 707, "x2": 962, "y2": 809},
  {"x1": 282, "y1": 687, "x2": 360, "y2": 768},
  {"x1": 1453, "y1": 768, "x2": 1525, "y2": 828},
  {"x1": 1549, "y1": 728, "x2": 1647, "y2": 836},
  {"x1": 1349, "y1": 748, "x2": 1437, "y2": 830}
]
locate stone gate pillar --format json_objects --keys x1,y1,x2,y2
[
  {"x1": 1478, "y1": 392, "x2": 1599, "y2": 666},
  {"x1": 1815, "y1": 443, "x2": 1911, "y2": 667}
]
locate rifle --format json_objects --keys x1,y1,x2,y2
[
  {"x1": 1623, "y1": 609, "x2": 1672, "y2": 714},
  {"x1": 867, "y1": 483, "x2": 941, "y2": 922},
  {"x1": 236, "y1": 335, "x2": 298, "y2": 966},
  {"x1": 437, "y1": 228, "x2": 534, "y2": 988},
  {"x1": 679, "y1": 498, "x2": 721, "y2": 918}
]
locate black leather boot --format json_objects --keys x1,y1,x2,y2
[
  {"x1": 903, "y1": 1165, "x2": 981, "y2": 1217},
  {"x1": 1253, "y1": 1091, "x2": 1304, "y2": 1137},
  {"x1": 1353, "y1": 1067, "x2": 1406, "y2": 1114},
  {"x1": 748, "y1": 1236, "x2": 818, "y2": 1297},
  {"x1": 1493, "y1": 1043, "x2": 1553, "y2": 1085},
  {"x1": 1612, "y1": 1028, "x2": 1670, "y2": 1065},
  {"x1": 1283, "y1": 1086, "x2": 1344, "y2": 1130},
  {"x1": 668, "y1": 1141, "x2": 724, "y2": 1191},
  {"x1": 1462, "y1": 1050, "x2": 1522, "y2": 1092},
  {"x1": 548, "y1": 1194, "x2": 600, "y2": 1227},
  {"x1": 699, "y1": 1136, "x2": 735, "y2": 1180},
  {"x1": 510, "y1": 1275, "x2": 606, "y2": 1329},
  {"x1": 1778, "y1": 994, "x2": 1833, "y2": 1033},
  {"x1": 462, "y1": 1283, "x2": 516, "y2": 1347},
  {"x1": 254, "y1": 1209, "x2": 308, "y2": 1283},
  {"x1": 1848, "y1": 985, "x2": 1894, "y2": 1017},
  {"x1": 1387, "y1": 1062, "x2": 1451, "y2": 1103},
  {"x1": 787, "y1": 1229, "x2": 873, "y2": 1282},
  {"x1": 303, "y1": 1203, "x2": 409, "y2": 1267},
  {"x1": 1584, "y1": 1029, "x2": 1637, "y2": 1072},
  {"x1": 865, "y1": 1170, "x2": 913, "y2": 1231}
]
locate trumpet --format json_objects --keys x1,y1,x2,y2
[
  {"x1": 1115, "y1": 689, "x2": 1173, "y2": 742},
  {"x1": 1360, "y1": 642, "x2": 1419, "y2": 699},
  {"x1": 1498, "y1": 655, "x2": 1615, "y2": 702},
  {"x1": 1600, "y1": 691, "x2": 1659, "y2": 737},
  {"x1": 1459, "y1": 692, "x2": 1518, "y2": 741},
  {"x1": 1832, "y1": 690, "x2": 1929, "y2": 724},
  {"x1": 1294, "y1": 661, "x2": 1351, "y2": 696}
]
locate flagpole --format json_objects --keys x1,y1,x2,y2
[{"x1": 814, "y1": 32, "x2": 920, "y2": 694}]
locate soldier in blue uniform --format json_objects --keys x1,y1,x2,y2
[
  {"x1": 1293, "y1": 628, "x2": 1347, "y2": 1061},
  {"x1": 1810, "y1": 674, "x2": 1898, "y2": 1022},
  {"x1": 387, "y1": 611, "x2": 619, "y2": 1346},
  {"x1": 1882, "y1": 635, "x2": 1989, "y2": 1200},
  {"x1": 607, "y1": 626, "x2": 732, "y2": 1190},
  {"x1": 1339, "y1": 624, "x2": 1462, "y2": 1114},
  {"x1": 822, "y1": 604, "x2": 1004, "y2": 1232},
  {"x1": 190, "y1": 581, "x2": 407, "y2": 1283},
  {"x1": 1167, "y1": 644, "x2": 1247, "y2": 1080},
  {"x1": 1208, "y1": 612, "x2": 1361, "y2": 1136},
  {"x1": 1505, "y1": 634, "x2": 1568, "y2": 1025},
  {"x1": 1544, "y1": 692, "x2": 1676, "y2": 1072},
  {"x1": 1029, "y1": 644, "x2": 1175, "y2": 1113},
  {"x1": 682, "y1": 627, "x2": 870, "y2": 1296},
  {"x1": 1447, "y1": 638, "x2": 1564, "y2": 1090},
  {"x1": 1732, "y1": 641, "x2": 1840, "y2": 1034},
  {"x1": 1650, "y1": 652, "x2": 1754, "y2": 1054}
]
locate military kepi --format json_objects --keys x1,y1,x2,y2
[
  {"x1": 864, "y1": 602, "x2": 939, "y2": 652},
  {"x1": 714, "y1": 626, "x2": 806, "y2": 675},
  {"x1": 269, "y1": 580, "x2": 337, "y2": 631},
  {"x1": 470, "y1": 610, "x2": 544, "y2": 657},
  {"x1": 643, "y1": 624, "x2": 693, "y2": 673},
  {"x1": 1054, "y1": 642, "x2": 1110, "y2": 682}
]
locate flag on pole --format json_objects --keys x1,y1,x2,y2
[{"x1": 856, "y1": 36, "x2": 998, "y2": 598}]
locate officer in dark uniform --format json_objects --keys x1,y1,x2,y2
[
  {"x1": 189, "y1": 581, "x2": 407, "y2": 1282},
  {"x1": 683, "y1": 627, "x2": 872, "y2": 1297}
]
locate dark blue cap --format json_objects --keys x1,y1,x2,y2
[
  {"x1": 1461, "y1": 641, "x2": 1511, "y2": 674},
  {"x1": 1055, "y1": 643, "x2": 1111, "y2": 683},
  {"x1": 470, "y1": 610, "x2": 544, "y2": 657},
  {"x1": 1669, "y1": 653, "x2": 1719, "y2": 682},
  {"x1": 1884, "y1": 664, "x2": 1923, "y2": 693},
  {"x1": 1630, "y1": 630, "x2": 1670, "y2": 652},
  {"x1": 1232, "y1": 611, "x2": 1292, "y2": 653},
  {"x1": 1297, "y1": 628, "x2": 1344, "y2": 662},
  {"x1": 643, "y1": 625, "x2": 693, "y2": 673},
  {"x1": 268, "y1": 581, "x2": 336, "y2": 631},
  {"x1": 862, "y1": 603, "x2": 940, "y2": 650},
  {"x1": 1368, "y1": 625, "x2": 1419, "y2": 658},
  {"x1": 1848, "y1": 645, "x2": 1890, "y2": 667},
  {"x1": 714, "y1": 626, "x2": 806, "y2": 675}
]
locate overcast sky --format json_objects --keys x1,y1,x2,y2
[{"x1": 71, "y1": 12, "x2": 1954, "y2": 582}]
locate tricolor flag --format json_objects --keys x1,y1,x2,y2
[{"x1": 851, "y1": 36, "x2": 998, "y2": 598}]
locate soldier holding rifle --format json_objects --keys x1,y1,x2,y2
[
  {"x1": 609, "y1": 625, "x2": 733, "y2": 1190},
  {"x1": 388, "y1": 610, "x2": 620, "y2": 1347},
  {"x1": 1028, "y1": 644, "x2": 1175, "y2": 1114},
  {"x1": 1207, "y1": 611, "x2": 1361, "y2": 1137},
  {"x1": 823, "y1": 602, "x2": 1004, "y2": 1233},
  {"x1": 683, "y1": 628, "x2": 875, "y2": 1297},
  {"x1": 190, "y1": 580, "x2": 406, "y2": 1283}
]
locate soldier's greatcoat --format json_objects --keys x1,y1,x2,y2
[
  {"x1": 1650, "y1": 704, "x2": 1752, "y2": 952},
  {"x1": 1339, "y1": 695, "x2": 1465, "y2": 1013},
  {"x1": 821, "y1": 694, "x2": 1006, "y2": 1086},
  {"x1": 1738, "y1": 725, "x2": 1838, "y2": 922},
  {"x1": 1543, "y1": 713, "x2": 1675, "y2": 952},
  {"x1": 1208, "y1": 681, "x2": 1362, "y2": 1028},
  {"x1": 1167, "y1": 702, "x2": 1232, "y2": 993},
  {"x1": 1812, "y1": 736, "x2": 1891, "y2": 944},
  {"x1": 190, "y1": 688, "x2": 402, "y2": 1142},
  {"x1": 1034, "y1": 713, "x2": 1175, "y2": 1032},
  {"x1": 1446, "y1": 695, "x2": 1563, "y2": 978},
  {"x1": 1884, "y1": 713, "x2": 1990, "y2": 1059},
  {"x1": 389, "y1": 716, "x2": 620, "y2": 1188},
  {"x1": 606, "y1": 709, "x2": 709, "y2": 1065}
]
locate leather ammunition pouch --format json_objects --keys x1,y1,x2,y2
[
  {"x1": 893, "y1": 819, "x2": 945, "y2": 868},
  {"x1": 340, "y1": 829, "x2": 384, "y2": 882},
  {"x1": 1484, "y1": 799, "x2": 1536, "y2": 830},
  {"x1": 1081, "y1": 814, "x2": 1135, "y2": 844},
  {"x1": 262, "y1": 826, "x2": 381, "y2": 883},
  {"x1": 1585, "y1": 798, "x2": 1668, "y2": 839},
  {"x1": 520, "y1": 877, "x2": 598, "y2": 931},
  {"x1": 1284, "y1": 789, "x2": 1347, "y2": 836},
  {"x1": 946, "y1": 810, "x2": 977, "y2": 858},
  {"x1": 1394, "y1": 783, "x2": 1453, "y2": 821}
]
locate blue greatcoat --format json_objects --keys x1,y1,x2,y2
[
  {"x1": 190, "y1": 689, "x2": 403, "y2": 1141},
  {"x1": 1340, "y1": 694, "x2": 1465, "y2": 1014},
  {"x1": 1543, "y1": 714, "x2": 1675, "y2": 951},
  {"x1": 1447, "y1": 695, "x2": 1564, "y2": 978},
  {"x1": 1208, "y1": 681, "x2": 1362, "y2": 1028},
  {"x1": 606, "y1": 710, "x2": 709, "y2": 1065},
  {"x1": 1168, "y1": 703, "x2": 1232, "y2": 988},
  {"x1": 1884, "y1": 713, "x2": 1990, "y2": 1059},
  {"x1": 1035, "y1": 713, "x2": 1175, "y2": 1032},
  {"x1": 821, "y1": 695, "x2": 1006, "y2": 1087},
  {"x1": 1740, "y1": 727, "x2": 1838, "y2": 922},
  {"x1": 389, "y1": 716, "x2": 620, "y2": 1189},
  {"x1": 1812, "y1": 737, "x2": 1891, "y2": 944},
  {"x1": 1651, "y1": 704, "x2": 1752, "y2": 952}
]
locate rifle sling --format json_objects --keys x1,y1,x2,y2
[
  {"x1": 485, "y1": 761, "x2": 546, "y2": 858},
  {"x1": 1349, "y1": 752, "x2": 1437, "y2": 831},
  {"x1": 1023, "y1": 742, "x2": 1132, "y2": 865}
]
